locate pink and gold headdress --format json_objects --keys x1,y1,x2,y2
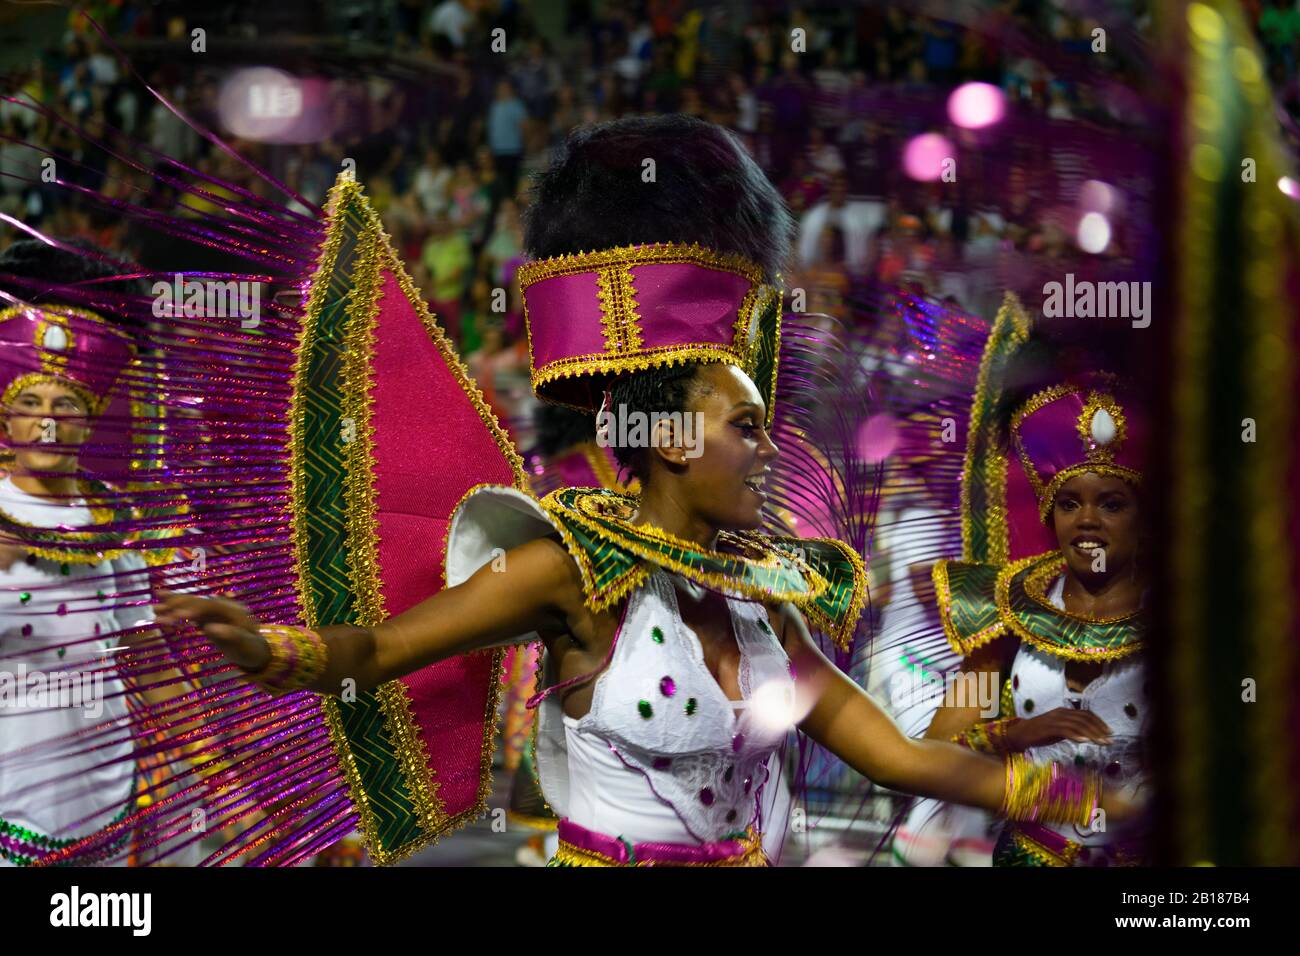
[
  {"x1": 0, "y1": 304, "x2": 136, "y2": 415},
  {"x1": 1010, "y1": 380, "x2": 1144, "y2": 524},
  {"x1": 518, "y1": 241, "x2": 784, "y2": 427}
]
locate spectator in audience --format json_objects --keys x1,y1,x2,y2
[
  {"x1": 805, "y1": 125, "x2": 846, "y2": 186},
  {"x1": 422, "y1": 213, "x2": 473, "y2": 325},
  {"x1": 446, "y1": 160, "x2": 490, "y2": 236},
  {"x1": 549, "y1": 83, "x2": 582, "y2": 147},
  {"x1": 483, "y1": 198, "x2": 524, "y2": 287},
  {"x1": 429, "y1": 0, "x2": 473, "y2": 51},
  {"x1": 799, "y1": 173, "x2": 883, "y2": 277},
  {"x1": 513, "y1": 37, "x2": 561, "y2": 119},
  {"x1": 793, "y1": 222, "x2": 851, "y2": 317},
  {"x1": 645, "y1": 37, "x2": 685, "y2": 113},
  {"x1": 780, "y1": 153, "x2": 825, "y2": 216},
  {"x1": 758, "y1": 51, "x2": 813, "y2": 180},
  {"x1": 413, "y1": 144, "x2": 452, "y2": 218},
  {"x1": 486, "y1": 78, "x2": 528, "y2": 197}
]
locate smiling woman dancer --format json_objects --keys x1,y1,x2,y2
[
  {"x1": 925, "y1": 371, "x2": 1149, "y2": 867},
  {"x1": 157, "y1": 115, "x2": 1132, "y2": 867}
]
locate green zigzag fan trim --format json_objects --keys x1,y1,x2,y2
[{"x1": 289, "y1": 183, "x2": 422, "y2": 858}]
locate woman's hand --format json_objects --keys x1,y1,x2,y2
[
  {"x1": 153, "y1": 590, "x2": 270, "y2": 674},
  {"x1": 1005, "y1": 707, "x2": 1112, "y2": 750}
]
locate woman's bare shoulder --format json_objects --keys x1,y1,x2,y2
[{"x1": 502, "y1": 532, "x2": 587, "y2": 617}]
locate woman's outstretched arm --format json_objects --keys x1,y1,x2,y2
[
  {"x1": 775, "y1": 602, "x2": 1131, "y2": 821},
  {"x1": 154, "y1": 536, "x2": 579, "y2": 696}
]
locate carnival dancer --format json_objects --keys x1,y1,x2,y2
[
  {"x1": 0, "y1": 241, "x2": 203, "y2": 866},
  {"x1": 157, "y1": 116, "x2": 1136, "y2": 867},
  {"x1": 923, "y1": 305, "x2": 1149, "y2": 866}
]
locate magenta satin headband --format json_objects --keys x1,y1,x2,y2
[{"x1": 518, "y1": 242, "x2": 783, "y2": 423}]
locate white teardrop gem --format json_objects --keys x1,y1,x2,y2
[
  {"x1": 42, "y1": 325, "x2": 68, "y2": 351},
  {"x1": 1090, "y1": 408, "x2": 1117, "y2": 445}
]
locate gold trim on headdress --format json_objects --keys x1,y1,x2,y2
[
  {"x1": 1035, "y1": 462, "x2": 1143, "y2": 524},
  {"x1": 1010, "y1": 383, "x2": 1142, "y2": 522},
  {"x1": 0, "y1": 305, "x2": 136, "y2": 415},
  {"x1": 519, "y1": 241, "x2": 783, "y2": 425},
  {"x1": 0, "y1": 372, "x2": 101, "y2": 419},
  {"x1": 516, "y1": 242, "x2": 766, "y2": 291}
]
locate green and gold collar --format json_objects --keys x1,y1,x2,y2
[
  {"x1": 934, "y1": 551, "x2": 1144, "y2": 662},
  {"x1": 538, "y1": 487, "x2": 867, "y2": 650},
  {"x1": 995, "y1": 551, "x2": 1144, "y2": 662},
  {"x1": 0, "y1": 478, "x2": 183, "y2": 566},
  {"x1": 932, "y1": 558, "x2": 1006, "y2": 657}
]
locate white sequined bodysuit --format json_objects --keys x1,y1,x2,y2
[
  {"x1": 0, "y1": 477, "x2": 153, "y2": 866},
  {"x1": 445, "y1": 485, "x2": 796, "y2": 846},
  {"x1": 1008, "y1": 576, "x2": 1148, "y2": 848},
  {"x1": 547, "y1": 569, "x2": 794, "y2": 843}
]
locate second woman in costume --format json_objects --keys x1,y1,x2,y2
[{"x1": 924, "y1": 324, "x2": 1149, "y2": 866}]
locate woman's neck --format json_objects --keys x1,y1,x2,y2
[
  {"x1": 631, "y1": 487, "x2": 720, "y2": 550},
  {"x1": 1060, "y1": 566, "x2": 1144, "y2": 619},
  {"x1": 9, "y1": 470, "x2": 80, "y2": 501}
]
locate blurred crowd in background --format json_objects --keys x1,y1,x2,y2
[{"x1": 0, "y1": 0, "x2": 1180, "y2": 451}]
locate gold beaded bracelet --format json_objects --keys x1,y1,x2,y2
[
  {"x1": 1000, "y1": 752, "x2": 1101, "y2": 828},
  {"x1": 951, "y1": 717, "x2": 1022, "y2": 755},
  {"x1": 253, "y1": 624, "x2": 328, "y2": 692}
]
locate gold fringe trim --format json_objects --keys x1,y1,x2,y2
[
  {"x1": 1034, "y1": 464, "x2": 1142, "y2": 524},
  {"x1": 994, "y1": 551, "x2": 1143, "y2": 662},
  {"x1": 1009, "y1": 826, "x2": 1075, "y2": 866},
  {"x1": 286, "y1": 174, "x2": 352, "y2": 630},
  {"x1": 931, "y1": 558, "x2": 1006, "y2": 657},
  {"x1": 516, "y1": 241, "x2": 765, "y2": 288},
  {"x1": 960, "y1": 292, "x2": 1030, "y2": 563}
]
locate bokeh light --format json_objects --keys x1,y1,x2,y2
[
  {"x1": 902, "y1": 133, "x2": 955, "y2": 182},
  {"x1": 1079, "y1": 179, "x2": 1120, "y2": 214},
  {"x1": 947, "y1": 82, "x2": 1005, "y2": 129},
  {"x1": 855, "y1": 413, "x2": 900, "y2": 462},
  {"x1": 1077, "y1": 212, "x2": 1112, "y2": 253}
]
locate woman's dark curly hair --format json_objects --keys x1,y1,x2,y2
[
  {"x1": 0, "y1": 239, "x2": 147, "y2": 338},
  {"x1": 522, "y1": 114, "x2": 793, "y2": 487},
  {"x1": 606, "y1": 363, "x2": 717, "y2": 485},
  {"x1": 534, "y1": 402, "x2": 596, "y2": 457}
]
